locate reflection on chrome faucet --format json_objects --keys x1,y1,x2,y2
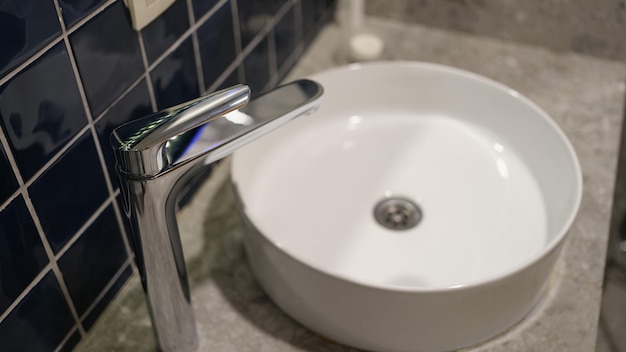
[{"x1": 110, "y1": 80, "x2": 323, "y2": 352}]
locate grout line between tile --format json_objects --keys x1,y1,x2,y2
[
  {"x1": 241, "y1": 24, "x2": 273, "y2": 58},
  {"x1": 275, "y1": 0, "x2": 295, "y2": 23},
  {"x1": 110, "y1": 189, "x2": 136, "y2": 269},
  {"x1": 49, "y1": 264, "x2": 87, "y2": 336},
  {"x1": 91, "y1": 73, "x2": 147, "y2": 124},
  {"x1": 54, "y1": 325, "x2": 79, "y2": 352},
  {"x1": 51, "y1": 0, "x2": 122, "y2": 217},
  {"x1": 78, "y1": 270, "x2": 141, "y2": 338},
  {"x1": 230, "y1": 0, "x2": 246, "y2": 84},
  {"x1": 53, "y1": 0, "x2": 132, "y2": 262},
  {"x1": 54, "y1": 117, "x2": 133, "y2": 267},
  {"x1": 55, "y1": 11, "x2": 94, "y2": 125},
  {"x1": 0, "y1": 265, "x2": 53, "y2": 324},
  {"x1": 0, "y1": 128, "x2": 24, "y2": 183},
  {"x1": 277, "y1": 41, "x2": 304, "y2": 80},
  {"x1": 29, "y1": 1, "x2": 99, "y2": 338},
  {"x1": 22, "y1": 186, "x2": 86, "y2": 335},
  {"x1": 202, "y1": 0, "x2": 245, "y2": 92},
  {"x1": 0, "y1": 190, "x2": 18, "y2": 213},
  {"x1": 236, "y1": 63, "x2": 246, "y2": 86},
  {"x1": 78, "y1": 259, "x2": 133, "y2": 323},
  {"x1": 231, "y1": 0, "x2": 243, "y2": 55},
  {"x1": 191, "y1": 0, "x2": 235, "y2": 94},
  {"x1": 0, "y1": 126, "x2": 24, "y2": 206},
  {"x1": 54, "y1": 196, "x2": 113, "y2": 260},
  {"x1": 264, "y1": 0, "x2": 295, "y2": 91},
  {"x1": 206, "y1": 57, "x2": 241, "y2": 93},
  {"x1": 186, "y1": 0, "x2": 206, "y2": 93},
  {"x1": 6, "y1": 124, "x2": 90, "y2": 194},
  {"x1": 206, "y1": 7, "x2": 279, "y2": 93},
  {"x1": 64, "y1": 0, "x2": 117, "y2": 36},
  {"x1": 293, "y1": 0, "x2": 303, "y2": 46},
  {"x1": 145, "y1": 0, "x2": 229, "y2": 74},
  {"x1": 53, "y1": 5, "x2": 129, "y2": 274},
  {"x1": 267, "y1": 27, "x2": 278, "y2": 87},
  {"x1": 196, "y1": 0, "x2": 230, "y2": 31},
  {"x1": 138, "y1": 31, "x2": 158, "y2": 112},
  {"x1": 0, "y1": 36, "x2": 64, "y2": 88}
]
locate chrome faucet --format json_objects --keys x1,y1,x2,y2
[{"x1": 110, "y1": 80, "x2": 323, "y2": 351}]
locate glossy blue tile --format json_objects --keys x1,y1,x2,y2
[
  {"x1": 29, "y1": 132, "x2": 108, "y2": 253},
  {"x1": 0, "y1": 271, "x2": 75, "y2": 351},
  {"x1": 0, "y1": 42, "x2": 88, "y2": 181},
  {"x1": 214, "y1": 67, "x2": 242, "y2": 92},
  {"x1": 192, "y1": 0, "x2": 220, "y2": 21},
  {"x1": 197, "y1": 2, "x2": 237, "y2": 88},
  {"x1": 83, "y1": 264, "x2": 132, "y2": 331},
  {"x1": 274, "y1": 6, "x2": 296, "y2": 72},
  {"x1": 58, "y1": 0, "x2": 107, "y2": 28},
  {"x1": 237, "y1": 0, "x2": 272, "y2": 48},
  {"x1": 244, "y1": 35, "x2": 271, "y2": 97},
  {"x1": 70, "y1": 1, "x2": 144, "y2": 117},
  {"x1": 58, "y1": 330, "x2": 81, "y2": 352},
  {"x1": 0, "y1": 0, "x2": 62, "y2": 77},
  {"x1": 142, "y1": 0, "x2": 190, "y2": 64},
  {"x1": 300, "y1": 0, "x2": 325, "y2": 43},
  {"x1": 151, "y1": 38, "x2": 199, "y2": 110},
  {"x1": 0, "y1": 196, "x2": 48, "y2": 315},
  {"x1": 95, "y1": 80, "x2": 152, "y2": 189},
  {"x1": 0, "y1": 143, "x2": 18, "y2": 204},
  {"x1": 271, "y1": 0, "x2": 287, "y2": 14},
  {"x1": 58, "y1": 205, "x2": 127, "y2": 315}
]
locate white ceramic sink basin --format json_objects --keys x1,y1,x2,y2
[{"x1": 231, "y1": 62, "x2": 582, "y2": 352}]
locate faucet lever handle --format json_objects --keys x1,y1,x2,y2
[
  {"x1": 110, "y1": 85, "x2": 250, "y2": 178},
  {"x1": 112, "y1": 85, "x2": 250, "y2": 152}
]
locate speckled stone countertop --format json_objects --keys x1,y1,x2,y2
[{"x1": 77, "y1": 18, "x2": 626, "y2": 352}]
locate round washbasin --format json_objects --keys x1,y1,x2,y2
[{"x1": 230, "y1": 62, "x2": 582, "y2": 352}]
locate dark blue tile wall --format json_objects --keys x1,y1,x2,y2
[
  {"x1": 0, "y1": 271, "x2": 75, "y2": 351},
  {"x1": 30, "y1": 132, "x2": 109, "y2": 253},
  {"x1": 0, "y1": 0, "x2": 61, "y2": 77},
  {"x1": 58, "y1": 0, "x2": 107, "y2": 28},
  {"x1": 142, "y1": 0, "x2": 191, "y2": 64},
  {"x1": 197, "y1": 2, "x2": 238, "y2": 89},
  {"x1": 0, "y1": 196, "x2": 47, "y2": 313},
  {"x1": 58, "y1": 206, "x2": 127, "y2": 316},
  {"x1": 274, "y1": 6, "x2": 297, "y2": 70},
  {"x1": 237, "y1": 0, "x2": 272, "y2": 47},
  {"x1": 151, "y1": 37, "x2": 199, "y2": 110},
  {"x1": 244, "y1": 35, "x2": 272, "y2": 96},
  {"x1": 0, "y1": 144, "x2": 18, "y2": 204},
  {"x1": 0, "y1": 42, "x2": 87, "y2": 181},
  {"x1": 192, "y1": 0, "x2": 220, "y2": 19},
  {"x1": 69, "y1": 1, "x2": 144, "y2": 117},
  {"x1": 0, "y1": 0, "x2": 334, "y2": 350}
]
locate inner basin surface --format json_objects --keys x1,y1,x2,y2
[
  {"x1": 231, "y1": 61, "x2": 582, "y2": 351},
  {"x1": 237, "y1": 112, "x2": 546, "y2": 289}
]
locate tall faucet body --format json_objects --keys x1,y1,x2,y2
[{"x1": 110, "y1": 81, "x2": 323, "y2": 351}]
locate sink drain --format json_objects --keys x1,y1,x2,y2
[{"x1": 373, "y1": 197, "x2": 422, "y2": 230}]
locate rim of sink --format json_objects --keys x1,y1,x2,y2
[
  {"x1": 233, "y1": 61, "x2": 582, "y2": 293},
  {"x1": 231, "y1": 61, "x2": 583, "y2": 351}
]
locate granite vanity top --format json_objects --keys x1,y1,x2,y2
[{"x1": 77, "y1": 17, "x2": 626, "y2": 352}]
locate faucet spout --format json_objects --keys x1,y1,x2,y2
[{"x1": 110, "y1": 80, "x2": 323, "y2": 351}]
